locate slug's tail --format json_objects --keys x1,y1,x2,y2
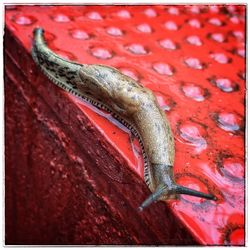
[
  {"x1": 138, "y1": 184, "x2": 216, "y2": 212},
  {"x1": 32, "y1": 27, "x2": 81, "y2": 67}
]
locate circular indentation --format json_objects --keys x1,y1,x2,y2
[
  {"x1": 86, "y1": 11, "x2": 102, "y2": 20},
  {"x1": 223, "y1": 158, "x2": 244, "y2": 180},
  {"x1": 238, "y1": 71, "x2": 245, "y2": 80},
  {"x1": 152, "y1": 62, "x2": 175, "y2": 76},
  {"x1": 181, "y1": 83, "x2": 208, "y2": 102},
  {"x1": 226, "y1": 5, "x2": 237, "y2": 13},
  {"x1": 217, "y1": 78, "x2": 238, "y2": 92},
  {"x1": 184, "y1": 57, "x2": 204, "y2": 70},
  {"x1": 210, "y1": 53, "x2": 231, "y2": 64},
  {"x1": 209, "y1": 17, "x2": 223, "y2": 26},
  {"x1": 216, "y1": 153, "x2": 244, "y2": 182},
  {"x1": 69, "y1": 29, "x2": 90, "y2": 40},
  {"x1": 236, "y1": 48, "x2": 245, "y2": 58},
  {"x1": 209, "y1": 33, "x2": 226, "y2": 43},
  {"x1": 12, "y1": 14, "x2": 37, "y2": 25},
  {"x1": 215, "y1": 112, "x2": 242, "y2": 132},
  {"x1": 106, "y1": 27, "x2": 123, "y2": 36},
  {"x1": 176, "y1": 175, "x2": 212, "y2": 203},
  {"x1": 186, "y1": 35, "x2": 202, "y2": 46},
  {"x1": 90, "y1": 47, "x2": 113, "y2": 59},
  {"x1": 222, "y1": 222, "x2": 245, "y2": 245},
  {"x1": 209, "y1": 5, "x2": 220, "y2": 13},
  {"x1": 43, "y1": 31, "x2": 56, "y2": 42},
  {"x1": 229, "y1": 228, "x2": 244, "y2": 245},
  {"x1": 144, "y1": 8, "x2": 157, "y2": 17},
  {"x1": 154, "y1": 92, "x2": 176, "y2": 111},
  {"x1": 178, "y1": 122, "x2": 207, "y2": 152},
  {"x1": 208, "y1": 77, "x2": 239, "y2": 93},
  {"x1": 167, "y1": 6, "x2": 180, "y2": 15},
  {"x1": 188, "y1": 5, "x2": 201, "y2": 14},
  {"x1": 126, "y1": 44, "x2": 148, "y2": 55},
  {"x1": 54, "y1": 49, "x2": 76, "y2": 61},
  {"x1": 136, "y1": 23, "x2": 152, "y2": 33},
  {"x1": 116, "y1": 10, "x2": 131, "y2": 18},
  {"x1": 159, "y1": 38, "x2": 178, "y2": 50},
  {"x1": 51, "y1": 13, "x2": 71, "y2": 22},
  {"x1": 232, "y1": 30, "x2": 244, "y2": 40},
  {"x1": 230, "y1": 16, "x2": 240, "y2": 24},
  {"x1": 119, "y1": 68, "x2": 139, "y2": 81},
  {"x1": 164, "y1": 21, "x2": 178, "y2": 30},
  {"x1": 188, "y1": 19, "x2": 201, "y2": 28}
]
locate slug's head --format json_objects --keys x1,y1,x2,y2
[{"x1": 138, "y1": 164, "x2": 217, "y2": 211}]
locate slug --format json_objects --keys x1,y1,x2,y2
[{"x1": 32, "y1": 27, "x2": 216, "y2": 211}]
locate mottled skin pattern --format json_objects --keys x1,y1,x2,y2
[{"x1": 32, "y1": 28, "x2": 216, "y2": 211}]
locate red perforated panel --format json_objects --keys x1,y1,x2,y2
[{"x1": 5, "y1": 5, "x2": 245, "y2": 245}]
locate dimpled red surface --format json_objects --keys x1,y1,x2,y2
[{"x1": 5, "y1": 5, "x2": 245, "y2": 245}]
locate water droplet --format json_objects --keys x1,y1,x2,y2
[
  {"x1": 186, "y1": 35, "x2": 202, "y2": 46},
  {"x1": 152, "y1": 62, "x2": 174, "y2": 76},
  {"x1": 70, "y1": 29, "x2": 90, "y2": 40},
  {"x1": 127, "y1": 44, "x2": 148, "y2": 55},
  {"x1": 137, "y1": 23, "x2": 152, "y2": 33},
  {"x1": 184, "y1": 57, "x2": 204, "y2": 70},
  {"x1": 164, "y1": 21, "x2": 178, "y2": 30},
  {"x1": 106, "y1": 27, "x2": 123, "y2": 36},
  {"x1": 90, "y1": 47, "x2": 113, "y2": 59},
  {"x1": 159, "y1": 38, "x2": 178, "y2": 50}
]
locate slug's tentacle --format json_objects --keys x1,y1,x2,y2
[
  {"x1": 174, "y1": 185, "x2": 216, "y2": 200},
  {"x1": 32, "y1": 27, "x2": 217, "y2": 211},
  {"x1": 139, "y1": 183, "x2": 216, "y2": 211}
]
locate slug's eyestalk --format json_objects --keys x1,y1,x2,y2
[{"x1": 174, "y1": 185, "x2": 217, "y2": 201}]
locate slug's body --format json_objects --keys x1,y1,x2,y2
[{"x1": 32, "y1": 28, "x2": 216, "y2": 210}]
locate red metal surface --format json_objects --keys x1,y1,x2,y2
[{"x1": 5, "y1": 5, "x2": 245, "y2": 245}]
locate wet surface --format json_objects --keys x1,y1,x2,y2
[{"x1": 5, "y1": 5, "x2": 245, "y2": 245}]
